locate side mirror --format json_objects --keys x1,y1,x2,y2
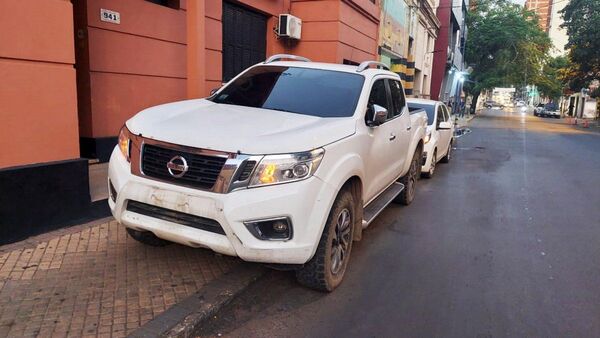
[
  {"x1": 210, "y1": 88, "x2": 219, "y2": 96},
  {"x1": 438, "y1": 121, "x2": 452, "y2": 130},
  {"x1": 367, "y1": 104, "x2": 388, "y2": 127}
]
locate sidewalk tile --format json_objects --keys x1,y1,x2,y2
[{"x1": 0, "y1": 217, "x2": 239, "y2": 336}]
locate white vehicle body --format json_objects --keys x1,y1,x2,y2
[
  {"x1": 406, "y1": 99, "x2": 454, "y2": 177},
  {"x1": 108, "y1": 57, "x2": 427, "y2": 270}
]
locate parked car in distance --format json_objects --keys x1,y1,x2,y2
[
  {"x1": 108, "y1": 54, "x2": 427, "y2": 292},
  {"x1": 485, "y1": 100, "x2": 504, "y2": 109},
  {"x1": 533, "y1": 103, "x2": 545, "y2": 116},
  {"x1": 515, "y1": 100, "x2": 526, "y2": 108},
  {"x1": 407, "y1": 99, "x2": 455, "y2": 178},
  {"x1": 543, "y1": 103, "x2": 561, "y2": 118}
]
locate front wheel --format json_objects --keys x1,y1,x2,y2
[
  {"x1": 441, "y1": 142, "x2": 452, "y2": 163},
  {"x1": 296, "y1": 189, "x2": 355, "y2": 292},
  {"x1": 395, "y1": 147, "x2": 421, "y2": 205}
]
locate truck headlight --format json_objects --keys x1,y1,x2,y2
[
  {"x1": 118, "y1": 126, "x2": 131, "y2": 162},
  {"x1": 249, "y1": 149, "x2": 324, "y2": 187}
]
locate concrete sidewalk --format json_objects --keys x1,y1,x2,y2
[{"x1": 0, "y1": 218, "x2": 241, "y2": 337}]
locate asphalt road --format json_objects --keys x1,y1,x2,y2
[{"x1": 200, "y1": 109, "x2": 600, "y2": 338}]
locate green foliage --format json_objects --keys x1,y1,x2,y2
[
  {"x1": 536, "y1": 56, "x2": 568, "y2": 99},
  {"x1": 560, "y1": 0, "x2": 600, "y2": 89},
  {"x1": 464, "y1": 0, "x2": 551, "y2": 96}
]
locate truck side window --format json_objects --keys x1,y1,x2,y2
[
  {"x1": 367, "y1": 79, "x2": 390, "y2": 120},
  {"x1": 389, "y1": 80, "x2": 406, "y2": 117}
]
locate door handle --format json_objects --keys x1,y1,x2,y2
[
  {"x1": 389, "y1": 134, "x2": 396, "y2": 141},
  {"x1": 406, "y1": 126, "x2": 412, "y2": 131}
]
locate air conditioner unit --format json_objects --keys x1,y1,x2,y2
[{"x1": 278, "y1": 14, "x2": 302, "y2": 40}]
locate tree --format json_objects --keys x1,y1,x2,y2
[
  {"x1": 560, "y1": 0, "x2": 600, "y2": 88},
  {"x1": 535, "y1": 56, "x2": 568, "y2": 100},
  {"x1": 464, "y1": 0, "x2": 551, "y2": 112}
]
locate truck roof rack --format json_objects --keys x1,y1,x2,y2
[
  {"x1": 357, "y1": 61, "x2": 390, "y2": 72},
  {"x1": 264, "y1": 54, "x2": 311, "y2": 64}
]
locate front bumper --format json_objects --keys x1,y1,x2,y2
[
  {"x1": 108, "y1": 148, "x2": 337, "y2": 264},
  {"x1": 421, "y1": 141, "x2": 435, "y2": 173}
]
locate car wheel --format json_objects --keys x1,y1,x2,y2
[
  {"x1": 296, "y1": 189, "x2": 355, "y2": 292},
  {"x1": 422, "y1": 149, "x2": 436, "y2": 179},
  {"x1": 126, "y1": 228, "x2": 171, "y2": 246},
  {"x1": 395, "y1": 146, "x2": 421, "y2": 205},
  {"x1": 441, "y1": 142, "x2": 452, "y2": 163}
]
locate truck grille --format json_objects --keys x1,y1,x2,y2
[
  {"x1": 127, "y1": 200, "x2": 225, "y2": 235},
  {"x1": 141, "y1": 144, "x2": 227, "y2": 190}
]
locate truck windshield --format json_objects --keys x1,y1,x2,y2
[
  {"x1": 407, "y1": 102, "x2": 435, "y2": 125},
  {"x1": 211, "y1": 66, "x2": 365, "y2": 118}
]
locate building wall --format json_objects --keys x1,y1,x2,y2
[
  {"x1": 0, "y1": 0, "x2": 96, "y2": 244},
  {"x1": 525, "y1": 0, "x2": 552, "y2": 32},
  {"x1": 74, "y1": 0, "x2": 189, "y2": 160},
  {"x1": 548, "y1": 0, "x2": 568, "y2": 56},
  {"x1": 412, "y1": 0, "x2": 439, "y2": 98},
  {"x1": 0, "y1": 0, "x2": 79, "y2": 169},
  {"x1": 430, "y1": 0, "x2": 451, "y2": 100}
]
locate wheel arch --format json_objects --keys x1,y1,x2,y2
[{"x1": 340, "y1": 176, "x2": 364, "y2": 241}]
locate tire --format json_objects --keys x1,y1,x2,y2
[
  {"x1": 395, "y1": 146, "x2": 421, "y2": 205},
  {"x1": 126, "y1": 228, "x2": 171, "y2": 246},
  {"x1": 440, "y1": 141, "x2": 452, "y2": 163},
  {"x1": 422, "y1": 149, "x2": 436, "y2": 179},
  {"x1": 296, "y1": 189, "x2": 355, "y2": 292}
]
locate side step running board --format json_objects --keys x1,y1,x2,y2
[{"x1": 362, "y1": 182, "x2": 405, "y2": 228}]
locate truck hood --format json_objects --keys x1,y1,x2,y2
[{"x1": 126, "y1": 99, "x2": 356, "y2": 154}]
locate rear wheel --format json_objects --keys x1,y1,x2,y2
[
  {"x1": 126, "y1": 228, "x2": 171, "y2": 246},
  {"x1": 395, "y1": 147, "x2": 421, "y2": 205},
  {"x1": 422, "y1": 149, "x2": 436, "y2": 179},
  {"x1": 296, "y1": 189, "x2": 355, "y2": 292}
]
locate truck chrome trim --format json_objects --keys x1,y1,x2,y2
[{"x1": 130, "y1": 134, "x2": 254, "y2": 194}]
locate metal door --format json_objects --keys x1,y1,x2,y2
[{"x1": 222, "y1": 2, "x2": 267, "y2": 81}]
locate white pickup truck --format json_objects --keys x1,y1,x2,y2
[{"x1": 108, "y1": 55, "x2": 427, "y2": 291}]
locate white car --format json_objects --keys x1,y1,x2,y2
[
  {"x1": 407, "y1": 99, "x2": 454, "y2": 178},
  {"x1": 108, "y1": 54, "x2": 427, "y2": 291}
]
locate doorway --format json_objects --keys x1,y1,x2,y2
[{"x1": 222, "y1": 2, "x2": 267, "y2": 82}]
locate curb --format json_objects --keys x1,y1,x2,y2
[{"x1": 130, "y1": 264, "x2": 268, "y2": 338}]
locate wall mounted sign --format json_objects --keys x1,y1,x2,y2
[{"x1": 100, "y1": 9, "x2": 120, "y2": 24}]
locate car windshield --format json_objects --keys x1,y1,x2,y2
[
  {"x1": 407, "y1": 102, "x2": 435, "y2": 125},
  {"x1": 210, "y1": 65, "x2": 365, "y2": 118}
]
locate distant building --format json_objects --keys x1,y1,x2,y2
[
  {"x1": 525, "y1": 0, "x2": 552, "y2": 32},
  {"x1": 547, "y1": 0, "x2": 569, "y2": 56},
  {"x1": 430, "y1": 0, "x2": 469, "y2": 112},
  {"x1": 413, "y1": 0, "x2": 441, "y2": 98}
]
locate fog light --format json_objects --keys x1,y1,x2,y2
[
  {"x1": 244, "y1": 217, "x2": 293, "y2": 240},
  {"x1": 272, "y1": 221, "x2": 288, "y2": 233}
]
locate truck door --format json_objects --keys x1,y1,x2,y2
[
  {"x1": 388, "y1": 79, "x2": 411, "y2": 179},
  {"x1": 363, "y1": 78, "x2": 398, "y2": 202}
]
